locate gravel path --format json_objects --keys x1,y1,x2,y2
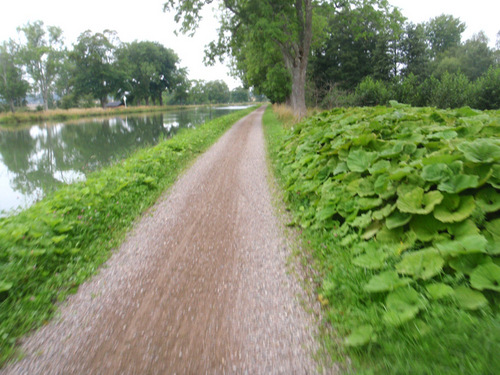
[{"x1": 2, "y1": 106, "x2": 323, "y2": 374}]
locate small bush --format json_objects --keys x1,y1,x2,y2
[
  {"x1": 429, "y1": 72, "x2": 474, "y2": 109},
  {"x1": 320, "y1": 84, "x2": 357, "y2": 108},
  {"x1": 354, "y1": 76, "x2": 390, "y2": 106},
  {"x1": 474, "y1": 66, "x2": 500, "y2": 110}
]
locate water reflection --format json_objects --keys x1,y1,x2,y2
[{"x1": 0, "y1": 108, "x2": 239, "y2": 215}]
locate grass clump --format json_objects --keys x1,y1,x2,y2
[
  {"x1": 263, "y1": 104, "x2": 500, "y2": 374},
  {"x1": 0, "y1": 106, "x2": 255, "y2": 365}
]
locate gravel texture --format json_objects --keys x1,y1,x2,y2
[{"x1": 2, "y1": 106, "x2": 326, "y2": 374}]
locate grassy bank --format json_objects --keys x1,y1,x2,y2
[
  {"x1": 263, "y1": 105, "x2": 500, "y2": 374},
  {"x1": 0, "y1": 106, "x2": 255, "y2": 364},
  {"x1": 0, "y1": 105, "x2": 193, "y2": 127},
  {"x1": 0, "y1": 103, "x2": 259, "y2": 127}
]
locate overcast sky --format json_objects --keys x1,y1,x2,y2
[{"x1": 0, "y1": 1, "x2": 499, "y2": 89}]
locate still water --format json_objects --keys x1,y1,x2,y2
[{"x1": 0, "y1": 107, "x2": 247, "y2": 216}]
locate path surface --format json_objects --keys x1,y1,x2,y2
[{"x1": 2, "y1": 106, "x2": 320, "y2": 374}]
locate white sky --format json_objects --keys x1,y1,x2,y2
[{"x1": 0, "y1": 0, "x2": 499, "y2": 90}]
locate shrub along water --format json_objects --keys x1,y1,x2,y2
[
  {"x1": 0, "y1": 106, "x2": 255, "y2": 364},
  {"x1": 263, "y1": 104, "x2": 500, "y2": 374}
]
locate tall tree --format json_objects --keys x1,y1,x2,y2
[
  {"x1": 310, "y1": 1, "x2": 404, "y2": 92},
  {"x1": 17, "y1": 21, "x2": 65, "y2": 110},
  {"x1": 164, "y1": 0, "x2": 315, "y2": 118},
  {"x1": 205, "y1": 79, "x2": 230, "y2": 103},
  {"x1": 0, "y1": 41, "x2": 29, "y2": 112},
  {"x1": 426, "y1": 14, "x2": 465, "y2": 59},
  {"x1": 70, "y1": 30, "x2": 125, "y2": 107},
  {"x1": 400, "y1": 22, "x2": 430, "y2": 81},
  {"x1": 459, "y1": 32, "x2": 494, "y2": 81}
]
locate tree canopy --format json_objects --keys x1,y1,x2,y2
[
  {"x1": 17, "y1": 21, "x2": 65, "y2": 110},
  {"x1": 164, "y1": 0, "x2": 315, "y2": 118}
]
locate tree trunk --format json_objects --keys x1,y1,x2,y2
[
  {"x1": 289, "y1": 63, "x2": 307, "y2": 119},
  {"x1": 159, "y1": 93, "x2": 163, "y2": 106},
  {"x1": 9, "y1": 99, "x2": 15, "y2": 113},
  {"x1": 280, "y1": 0, "x2": 313, "y2": 119}
]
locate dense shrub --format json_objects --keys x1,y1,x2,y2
[
  {"x1": 429, "y1": 72, "x2": 474, "y2": 108},
  {"x1": 354, "y1": 76, "x2": 390, "y2": 106},
  {"x1": 474, "y1": 66, "x2": 500, "y2": 110}
]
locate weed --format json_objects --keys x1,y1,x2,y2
[{"x1": 263, "y1": 104, "x2": 500, "y2": 374}]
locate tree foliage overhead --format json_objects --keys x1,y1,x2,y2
[{"x1": 164, "y1": 0, "x2": 316, "y2": 117}]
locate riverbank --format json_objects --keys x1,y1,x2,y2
[
  {"x1": 0, "y1": 106, "x2": 255, "y2": 365},
  {"x1": 0, "y1": 103, "x2": 257, "y2": 127}
]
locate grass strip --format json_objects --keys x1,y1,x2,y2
[
  {"x1": 0, "y1": 106, "x2": 256, "y2": 365},
  {"x1": 0, "y1": 105, "x2": 195, "y2": 127},
  {"x1": 263, "y1": 105, "x2": 500, "y2": 375}
]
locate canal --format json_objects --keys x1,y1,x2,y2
[{"x1": 0, "y1": 106, "x2": 248, "y2": 216}]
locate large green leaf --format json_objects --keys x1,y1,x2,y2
[
  {"x1": 383, "y1": 287, "x2": 427, "y2": 326},
  {"x1": 447, "y1": 220, "x2": 480, "y2": 238},
  {"x1": 346, "y1": 149, "x2": 378, "y2": 172},
  {"x1": 438, "y1": 174, "x2": 479, "y2": 194},
  {"x1": 316, "y1": 204, "x2": 338, "y2": 221},
  {"x1": 386, "y1": 211, "x2": 412, "y2": 230},
  {"x1": 373, "y1": 204, "x2": 396, "y2": 221},
  {"x1": 0, "y1": 281, "x2": 13, "y2": 293},
  {"x1": 421, "y1": 163, "x2": 453, "y2": 182},
  {"x1": 449, "y1": 254, "x2": 492, "y2": 275},
  {"x1": 350, "y1": 212, "x2": 372, "y2": 228},
  {"x1": 435, "y1": 235, "x2": 488, "y2": 257},
  {"x1": 352, "y1": 250, "x2": 390, "y2": 269},
  {"x1": 476, "y1": 187, "x2": 500, "y2": 213},
  {"x1": 454, "y1": 286, "x2": 488, "y2": 310},
  {"x1": 426, "y1": 283, "x2": 455, "y2": 300},
  {"x1": 485, "y1": 218, "x2": 500, "y2": 242},
  {"x1": 433, "y1": 194, "x2": 475, "y2": 223},
  {"x1": 397, "y1": 187, "x2": 443, "y2": 215},
  {"x1": 410, "y1": 215, "x2": 446, "y2": 242},
  {"x1": 458, "y1": 139, "x2": 500, "y2": 163},
  {"x1": 364, "y1": 271, "x2": 413, "y2": 293},
  {"x1": 362, "y1": 221, "x2": 383, "y2": 240},
  {"x1": 345, "y1": 325, "x2": 377, "y2": 347},
  {"x1": 369, "y1": 160, "x2": 391, "y2": 175},
  {"x1": 396, "y1": 248, "x2": 445, "y2": 280},
  {"x1": 357, "y1": 197, "x2": 383, "y2": 210},
  {"x1": 470, "y1": 263, "x2": 500, "y2": 292},
  {"x1": 489, "y1": 165, "x2": 500, "y2": 188}
]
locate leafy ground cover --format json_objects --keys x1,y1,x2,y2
[
  {"x1": 0, "y1": 106, "x2": 255, "y2": 364},
  {"x1": 263, "y1": 104, "x2": 500, "y2": 374}
]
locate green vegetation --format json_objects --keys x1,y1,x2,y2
[
  {"x1": 263, "y1": 105, "x2": 500, "y2": 374},
  {"x1": 0, "y1": 106, "x2": 255, "y2": 364},
  {"x1": 0, "y1": 105, "x2": 193, "y2": 126}
]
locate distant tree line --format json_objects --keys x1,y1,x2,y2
[
  {"x1": 0, "y1": 21, "x2": 251, "y2": 112},
  {"x1": 2, "y1": 1, "x2": 500, "y2": 113},
  {"x1": 164, "y1": 0, "x2": 500, "y2": 117},
  {"x1": 308, "y1": 5, "x2": 500, "y2": 110}
]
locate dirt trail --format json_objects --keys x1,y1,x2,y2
[{"x1": 2, "y1": 106, "x2": 321, "y2": 374}]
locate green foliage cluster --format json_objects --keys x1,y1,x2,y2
[
  {"x1": 320, "y1": 66, "x2": 500, "y2": 110},
  {"x1": 0, "y1": 106, "x2": 255, "y2": 364},
  {"x1": 264, "y1": 105, "x2": 500, "y2": 373}
]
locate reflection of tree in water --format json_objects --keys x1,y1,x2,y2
[{"x1": 0, "y1": 108, "x2": 236, "y2": 209}]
